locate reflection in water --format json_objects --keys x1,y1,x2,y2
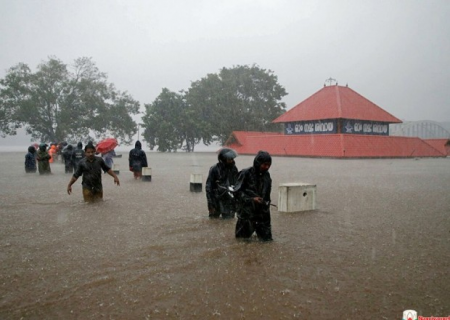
[{"x1": 0, "y1": 152, "x2": 449, "y2": 319}]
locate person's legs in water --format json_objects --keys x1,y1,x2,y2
[
  {"x1": 133, "y1": 170, "x2": 142, "y2": 179},
  {"x1": 221, "y1": 212, "x2": 235, "y2": 219},
  {"x1": 209, "y1": 210, "x2": 221, "y2": 219},
  {"x1": 218, "y1": 200, "x2": 235, "y2": 219},
  {"x1": 235, "y1": 218, "x2": 255, "y2": 239},
  {"x1": 254, "y1": 215, "x2": 273, "y2": 241},
  {"x1": 82, "y1": 188, "x2": 103, "y2": 203}
]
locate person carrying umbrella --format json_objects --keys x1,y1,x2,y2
[
  {"x1": 128, "y1": 140, "x2": 148, "y2": 179},
  {"x1": 67, "y1": 142, "x2": 120, "y2": 202},
  {"x1": 102, "y1": 150, "x2": 116, "y2": 168}
]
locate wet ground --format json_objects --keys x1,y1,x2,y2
[{"x1": 0, "y1": 151, "x2": 449, "y2": 319}]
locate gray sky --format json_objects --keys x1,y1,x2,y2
[{"x1": 1, "y1": 0, "x2": 450, "y2": 145}]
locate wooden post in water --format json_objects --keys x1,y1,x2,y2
[{"x1": 190, "y1": 173, "x2": 202, "y2": 192}]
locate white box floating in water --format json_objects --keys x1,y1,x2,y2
[
  {"x1": 278, "y1": 182, "x2": 316, "y2": 212},
  {"x1": 142, "y1": 167, "x2": 152, "y2": 181},
  {"x1": 190, "y1": 173, "x2": 202, "y2": 192}
]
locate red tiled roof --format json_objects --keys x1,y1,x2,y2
[
  {"x1": 423, "y1": 139, "x2": 450, "y2": 156},
  {"x1": 273, "y1": 85, "x2": 402, "y2": 124},
  {"x1": 225, "y1": 131, "x2": 280, "y2": 147},
  {"x1": 225, "y1": 132, "x2": 446, "y2": 158}
]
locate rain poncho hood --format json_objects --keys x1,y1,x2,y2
[
  {"x1": 28, "y1": 146, "x2": 36, "y2": 153},
  {"x1": 77, "y1": 142, "x2": 83, "y2": 149},
  {"x1": 253, "y1": 150, "x2": 272, "y2": 171},
  {"x1": 84, "y1": 142, "x2": 96, "y2": 151},
  {"x1": 129, "y1": 141, "x2": 147, "y2": 172}
]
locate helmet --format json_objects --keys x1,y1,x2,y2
[{"x1": 218, "y1": 148, "x2": 237, "y2": 162}]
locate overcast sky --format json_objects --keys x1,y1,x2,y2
[{"x1": 1, "y1": 0, "x2": 449, "y2": 145}]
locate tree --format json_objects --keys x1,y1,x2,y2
[
  {"x1": 186, "y1": 64, "x2": 288, "y2": 145},
  {"x1": 142, "y1": 88, "x2": 182, "y2": 152},
  {"x1": 0, "y1": 57, "x2": 139, "y2": 143}
]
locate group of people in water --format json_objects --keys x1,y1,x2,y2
[
  {"x1": 25, "y1": 141, "x2": 273, "y2": 241},
  {"x1": 24, "y1": 142, "x2": 88, "y2": 175},
  {"x1": 206, "y1": 148, "x2": 274, "y2": 241}
]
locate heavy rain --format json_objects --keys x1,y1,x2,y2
[
  {"x1": 1, "y1": 152, "x2": 449, "y2": 318},
  {"x1": 1, "y1": 0, "x2": 450, "y2": 319}
]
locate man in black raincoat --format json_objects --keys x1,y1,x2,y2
[
  {"x1": 128, "y1": 140, "x2": 148, "y2": 179},
  {"x1": 62, "y1": 144, "x2": 74, "y2": 174},
  {"x1": 235, "y1": 150, "x2": 273, "y2": 241},
  {"x1": 24, "y1": 146, "x2": 37, "y2": 173},
  {"x1": 71, "y1": 142, "x2": 85, "y2": 170},
  {"x1": 205, "y1": 148, "x2": 239, "y2": 219}
]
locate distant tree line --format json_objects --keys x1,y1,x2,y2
[
  {"x1": 0, "y1": 57, "x2": 287, "y2": 151},
  {"x1": 142, "y1": 65, "x2": 287, "y2": 152},
  {"x1": 0, "y1": 57, "x2": 139, "y2": 144}
]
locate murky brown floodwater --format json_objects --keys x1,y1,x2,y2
[{"x1": 0, "y1": 151, "x2": 449, "y2": 319}]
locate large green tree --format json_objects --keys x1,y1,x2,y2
[
  {"x1": 142, "y1": 88, "x2": 201, "y2": 152},
  {"x1": 0, "y1": 57, "x2": 139, "y2": 143},
  {"x1": 186, "y1": 64, "x2": 288, "y2": 145}
]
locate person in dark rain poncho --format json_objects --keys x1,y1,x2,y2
[
  {"x1": 67, "y1": 142, "x2": 120, "y2": 202},
  {"x1": 128, "y1": 141, "x2": 148, "y2": 179},
  {"x1": 71, "y1": 141, "x2": 85, "y2": 170},
  {"x1": 36, "y1": 143, "x2": 51, "y2": 175},
  {"x1": 62, "y1": 144, "x2": 74, "y2": 174},
  {"x1": 24, "y1": 146, "x2": 37, "y2": 173},
  {"x1": 205, "y1": 148, "x2": 239, "y2": 219},
  {"x1": 235, "y1": 150, "x2": 273, "y2": 241}
]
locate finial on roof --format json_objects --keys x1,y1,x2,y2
[{"x1": 324, "y1": 77, "x2": 337, "y2": 86}]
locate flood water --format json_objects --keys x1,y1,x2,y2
[{"x1": 0, "y1": 151, "x2": 449, "y2": 319}]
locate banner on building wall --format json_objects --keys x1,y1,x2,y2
[
  {"x1": 284, "y1": 120, "x2": 337, "y2": 135},
  {"x1": 284, "y1": 119, "x2": 390, "y2": 135},
  {"x1": 342, "y1": 119, "x2": 389, "y2": 135}
]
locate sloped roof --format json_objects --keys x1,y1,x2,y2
[
  {"x1": 225, "y1": 132, "x2": 446, "y2": 158},
  {"x1": 423, "y1": 139, "x2": 450, "y2": 156},
  {"x1": 224, "y1": 131, "x2": 280, "y2": 147},
  {"x1": 273, "y1": 85, "x2": 402, "y2": 124}
]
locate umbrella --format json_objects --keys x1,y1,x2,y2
[{"x1": 96, "y1": 138, "x2": 118, "y2": 154}]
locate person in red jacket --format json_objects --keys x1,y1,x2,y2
[{"x1": 48, "y1": 144, "x2": 57, "y2": 163}]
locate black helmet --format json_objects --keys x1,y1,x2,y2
[{"x1": 218, "y1": 148, "x2": 237, "y2": 162}]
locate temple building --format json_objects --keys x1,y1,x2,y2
[{"x1": 225, "y1": 84, "x2": 449, "y2": 158}]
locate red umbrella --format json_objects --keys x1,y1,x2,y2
[{"x1": 96, "y1": 138, "x2": 118, "y2": 154}]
